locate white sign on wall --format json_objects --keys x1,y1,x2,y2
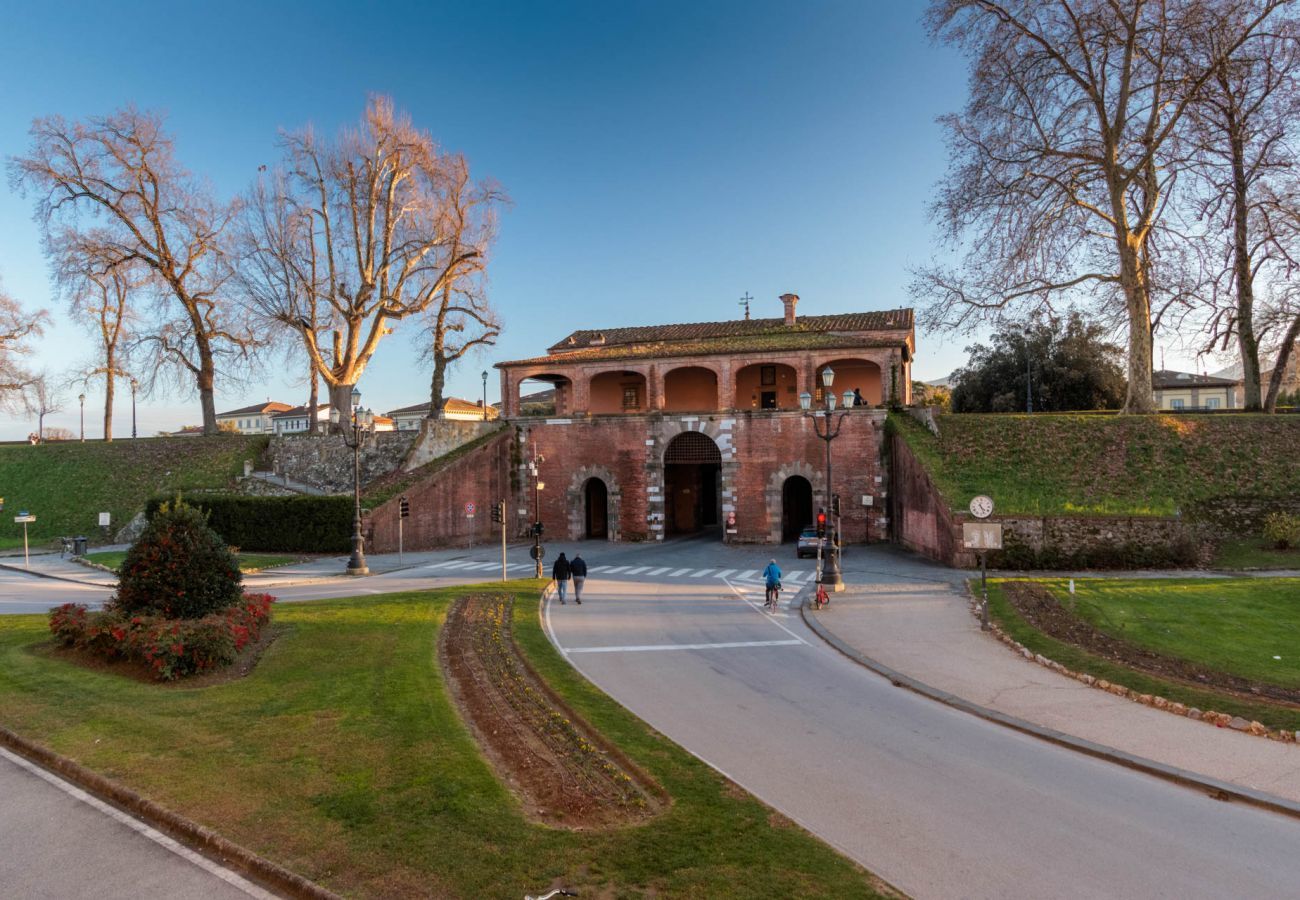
[
  {"x1": 98, "y1": 512, "x2": 111, "y2": 527},
  {"x1": 962, "y1": 522, "x2": 1004, "y2": 550}
]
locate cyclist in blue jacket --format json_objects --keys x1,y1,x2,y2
[{"x1": 762, "y1": 559, "x2": 782, "y2": 609}]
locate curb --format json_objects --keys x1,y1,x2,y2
[
  {"x1": 0, "y1": 561, "x2": 114, "y2": 588},
  {"x1": 799, "y1": 593, "x2": 1300, "y2": 823},
  {"x1": 0, "y1": 724, "x2": 341, "y2": 899}
]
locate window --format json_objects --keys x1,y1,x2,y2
[
  {"x1": 1207, "y1": 397, "x2": 1221, "y2": 410},
  {"x1": 1171, "y1": 399, "x2": 1185, "y2": 410},
  {"x1": 622, "y1": 386, "x2": 639, "y2": 410},
  {"x1": 760, "y1": 365, "x2": 776, "y2": 386}
]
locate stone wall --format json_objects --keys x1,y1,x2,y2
[
  {"x1": 266, "y1": 432, "x2": 416, "y2": 495},
  {"x1": 368, "y1": 429, "x2": 514, "y2": 552},
  {"x1": 400, "y1": 419, "x2": 501, "y2": 471},
  {"x1": 1184, "y1": 494, "x2": 1300, "y2": 535}
]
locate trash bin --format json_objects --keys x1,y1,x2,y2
[{"x1": 73, "y1": 536, "x2": 88, "y2": 557}]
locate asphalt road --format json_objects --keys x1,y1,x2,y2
[{"x1": 545, "y1": 573, "x2": 1300, "y2": 900}]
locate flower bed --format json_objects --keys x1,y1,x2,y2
[{"x1": 50, "y1": 593, "x2": 276, "y2": 681}]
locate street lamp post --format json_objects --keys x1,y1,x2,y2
[
  {"x1": 130, "y1": 378, "x2": 138, "y2": 439},
  {"x1": 481, "y1": 370, "x2": 489, "y2": 421},
  {"x1": 800, "y1": 367, "x2": 856, "y2": 592},
  {"x1": 528, "y1": 446, "x2": 546, "y2": 577},
  {"x1": 78, "y1": 393, "x2": 85, "y2": 442},
  {"x1": 1024, "y1": 326, "x2": 1034, "y2": 414},
  {"x1": 332, "y1": 387, "x2": 372, "y2": 576}
]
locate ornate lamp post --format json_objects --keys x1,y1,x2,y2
[
  {"x1": 331, "y1": 387, "x2": 373, "y2": 576},
  {"x1": 1023, "y1": 325, "x2": 1034, "y2": 413},
  {"x1": 78, "y1": 393, "x2": 86, "y2": 441},
  {"x1": 527, "y1": 446, "x2": 545, "y2": 577},
  {"x1": 481, "y1": 370, "x2": 489, "y2": 421},
  {"x1": 130, "y1": 377, "x2": 138, "y2": 439},
  {"x1": 799, "y1": 366, "x2": 856, "y2": 592}
]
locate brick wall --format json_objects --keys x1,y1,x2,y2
[{"x1": 889, "y1": 431, "x2": 963, "y2": 564}]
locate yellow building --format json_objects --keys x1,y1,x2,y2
[{"x1": 1151, "y1": 370, "x2": 1238, "y2": 411}]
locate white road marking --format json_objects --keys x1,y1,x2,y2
[
  {"x1": 589, "y1": 566, "x2": 608, "y2": 573},
  {"x1": 421, "y1": 560, "x2": 460, "y2": 569},
  {"x1": 462, "y1": 562, "x2": 498, "y2": 570},
  {"x1": 723, "y1": 577, "x2": 809, "y2": 645},
  {"x1": 565, "y1": 639, "x2": 804, "y2": 654},
  {"x1": 647, "y1": 566, "x2": 672, "y2": 575},
  {"x1": 0, "y1": 747, "x2": 276, "y2": 899},
  {"x1": 668, "y1": 568, "x2": 693, "y2": 577},
  {"x1": 624, "y1": 566, "x2": 651, "y2": 575},
  {"x1": 784, "y1": 571, "x2": 805, "y2": 584},
  {"x1": 690, "y1": 568, "x2": 713, "y2": 577},
  {"x1": 715, "y1": 568, "x2": 736, "y2": 578},
  {"x1": 604, "y1": 566, "x2": 629, "y2": 574}
]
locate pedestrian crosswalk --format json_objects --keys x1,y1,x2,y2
[{"x1": 419, "y1": 557, "x2": 816, "y2": 583}]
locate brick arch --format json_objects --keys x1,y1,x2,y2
[
  {"x1": 565, "y1": 464, "x2": 622, "y2": 541},
  {"x1": 660, "y1": 363, "x2": 721, "y2": 412},
  {"x1": 642, "y1": 416, "x2": 738, "y2": 541},
  {"x1": 764, "y1": 461, "x2": 824, "y2": 543}
]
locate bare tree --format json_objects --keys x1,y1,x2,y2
[
  {"x1": 239, "y1": 96, "x2": 504, "y2": 426},
  {"x1": 1184, "y1": 8, "x2": 1300, "y2": 410},
  {"x1": 8, "y1": 107, "x2": 260, "y2": 435},
  {"x1": 26, "y1": 373, "x2": 63, "y2": 441},
  {"x1": 0, "y1": 284, "x2": 48, "y2": 410},
  {"x1": 422, "y1": 281, "x2": 502, "y2": 419},
  {"x1": 916, "y1": 0, "x2": 1286, "y2": 413},
  {"x1": 54, "y1": 236, "x2": 141, "y2": 439}
]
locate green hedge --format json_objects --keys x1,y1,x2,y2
[{"x1": 146, "y1": 494, "x2": 351, "y2": 553}]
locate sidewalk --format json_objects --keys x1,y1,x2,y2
[{"x1": 810, "y1": 551, "x2": 1300, "y2": 808}]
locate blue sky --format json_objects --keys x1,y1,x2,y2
[{"x1": 3, "y1": 0, "x2": 982, "y2": 439}]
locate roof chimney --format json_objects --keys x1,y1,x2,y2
[{"x1": 780, "y1": 293, "x2": 799, "y2": 326}]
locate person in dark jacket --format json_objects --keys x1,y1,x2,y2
[
  {"x1": 552, "y1": 552, "x2": 572, "y2": 604},
  {"x1": 570, "y1": 553, "x2": 588, "y2": 604}
]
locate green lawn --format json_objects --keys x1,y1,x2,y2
[
  {"x1": 891, "y1": 412, "x2": 1300, "y2": 517},
  {"x1": 0, "y1": 582, "x2": 887, "y2": 898},
  {"x1": 82, "y1": 551, "x2": 298, "y2": 574},
  {"x1": 1214, "y1": 538, "x2": 1300, "y2": 570},
  {"x1": 0, "y1": 436, "x2": 268, "y2": 550},
  {"x1": 988, "y1": 577, "x2": 1300, "y2": 732}
]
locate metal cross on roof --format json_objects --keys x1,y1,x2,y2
[{"x1": 739, "y1": 291, "x2": 752, "y2": 320}]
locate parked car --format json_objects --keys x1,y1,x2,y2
[{"x1": 796, "y1": 526, "x2": 825, "y2": 559}]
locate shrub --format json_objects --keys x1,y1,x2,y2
[
  {"x1": 48, "y1": 594, "x2": 275, "y2": 680},
  {"x1": 145, "y1": 494, "x2": 351, "y2": 553},
  {"x1": 1263, "y1": 512, "x2": 1300, "y2": 550},
  {"x1": 118, "y1": 499, "x2": 242, "y2": 619}
]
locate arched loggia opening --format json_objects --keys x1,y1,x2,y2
[
  {"x1": 663, "y1": 431, "x2": 722, "y2": 535},
  {"x1": 781, "y1": 476, "x2": 813, "y2": 542},
  {"x1": 584, "y1": 478, "x2": 609, "y2": 539}
]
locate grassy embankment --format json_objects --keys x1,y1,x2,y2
[
  {"x1": 988, "y1": 576, "x2": 1300, "y2": 733},
  {"x1": 0, "y1": 582, "x2": 889, "y2": 898},
  {"x1": 0, "y1": 436, "x2": 269, "y2": 551},
  {"x1": 82, "y1": 551, "x2": 297, "y2": 574}
]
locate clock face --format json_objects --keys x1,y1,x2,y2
[{"x1": 969, "y1": 495, "x2": 994, "y2": 519}]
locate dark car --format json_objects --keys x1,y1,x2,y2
[{"x1": 796, "y1": 526, "x2": 825, "y2": 559}]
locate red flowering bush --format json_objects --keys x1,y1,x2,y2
[
  {"x1": 48, "y1": 593, "x2": 275, "y2": 681},
  {"x1": 117, "y1": 498, "x2": 242, "y2": 619}
]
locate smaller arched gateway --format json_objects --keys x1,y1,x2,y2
[
  {"x1": 781, "y1": 475, "x2": 813, "y2": 542},
  {"x1": 584, "y1": 477, "x2": 609, "y2": 539},
  {"x1": 663, "y1": 431, "x2": 723, "y2": 535}
]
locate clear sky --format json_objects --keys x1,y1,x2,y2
[{"x1": 3, "y1": 0, "x2": 993, "y2": 439}]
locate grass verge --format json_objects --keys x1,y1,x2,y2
[
  {"x1": 0, "y1": 581, "x2": 888, "y2": 898},
  {"x1": 1214, "y1": 538, "x2": 1300, "y2": 570},
  {"x1": 987, "y1": 577, "x2": 1300, "y2": 733},
  {"x1": 82, "y1": 551, "x2": 298, "y2": 574}
]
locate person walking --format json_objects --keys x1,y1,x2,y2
[
  {"x1": 762, "y1": 558, "x2": 782, "y2": 609},
  {"x1": 570, "y1": 553, "x2": 587, "y2": 604},
  {"x1": 552, "y1": 552, "x2": 572, "y2": 604}
]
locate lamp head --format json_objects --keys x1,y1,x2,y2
[
  {"x1": 820, "y1": 366, "x2": 835, "y2": 389},
  {"x1": 799, "y1": 391, "x2": 812, "y2": 411},
  {"x1": 350, "y1": 387, "x2": 361, "y2": 409},
  {"x1": 842, "y1": 389, "x2": 855, "y2": 409},
  {"x1": 827, "y1": 393, "x2": 837, "y2": 410},
  {"x1": 481, "y1": 370, "x2": 488, "y2": 381},
  {"x1": 329, "y1": 407, "x2": 341, "y2": 425}
]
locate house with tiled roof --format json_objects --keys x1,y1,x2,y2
[
  {"x1": 216, "y1": 401, "x2": 293, "y2": 434},
  {"x1": 1152, "y1": 370, "x2": 1239, "y2": 411},
  {"x1": 484, "y1": 293, "x2": 913, "y2": 546},
  {"x1": 386, "y1": 397, "x2": 498, "y2": 430}
]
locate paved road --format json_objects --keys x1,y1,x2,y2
[
  {"x1": 0, "y1": 748, "x2": 270, "y2": 899},
  {"x1": 544, "y1": 570, "x2": 1300, "y2": 900}
]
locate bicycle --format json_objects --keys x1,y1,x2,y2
[
  {"x1": 764, "y1": 582, "x2": 781, "y2": 611},
  {"x1": 813, "y1": 581, "x2": 830, "y2": 610}
]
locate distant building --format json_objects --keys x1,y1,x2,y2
[
  {"x1": 1152, "y1": 370, "x2": 1238, "y2": 411},
  {"x1": 386, "y1": 397, "x2": 500, "y2": 430},
  {"x1": 216, "y1": 401, "x2": 293, "y2": 434},
  {"x1": 270, "y1": 405, "x2": 332, "y2": 435}
]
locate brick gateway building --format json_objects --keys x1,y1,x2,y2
[{"x1": 495, "y1": 295, "x2": 914, "y2": 545}]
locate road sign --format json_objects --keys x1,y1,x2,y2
[
  {"x1": 98, "y1": 512, "x2": 111, "y2": 527},
  {"x1": 465, "y1": 501, "x2": 476, "y2": 517},
  {"x1": 529, "y1": 544, "x2": 546, "y2": 561},
  {"x1": 962, "y1": 522, "x2": 1003, "y2": 550},
  {"x1": 13, "y1": 515, "x2": 35, "y2": 524}
]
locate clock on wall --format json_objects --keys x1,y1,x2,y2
[{"x1": 969, "y1": 495, "x2": 994, "y2": 519}]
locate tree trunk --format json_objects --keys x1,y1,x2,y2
[
  {"x1": 427, "y1": 360, "x2": 447, "y2": 419},
  {"x1": 308, "y1": 367, "x2": 319, "y2": 436},
  {"x1": 198, "y1": 360, "x2": 217, "y2": 436},
  {"x1": 1119, "y1": 241, "x2": 1157, "y2": 414},
  {"x1": 329, "y1": 381, "x2": 356, "y2": 434},
  {"x1": 1264, "y1": 312, "x2": 1300, "y2": 412},
  {"x1": 103, "y1": 371, "x2": 114, "y2": 442},
  {"x1": 1230, "y1": 127, "x2": 1263, "y2": 410}
]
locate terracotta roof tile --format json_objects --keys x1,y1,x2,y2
[
  {"x1": 217, "y1": 401, "x2": 293, "y2": 417},
  {"x1": 1152, "y1": 369, "x2": 1238, "y2": 389},
  {"x1": 500, "y1": 330, "x2": 907, "y2": 368}
]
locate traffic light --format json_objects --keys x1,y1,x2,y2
[
  {"x1": 490, "y1": 500, "x2": 502, "y2": 524},
  {"x1": 533, "y1": 521, "x2": 544, "y2": 537},
  {"x1": 831, "y1": 494, "x2": 841, "y2": 517},
  {"x1": 398, "y1": 496, "x2": 410, "y2": 519},
  {"x1": 816, "y1": 508, "x2": 826, "y2": 538}
]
